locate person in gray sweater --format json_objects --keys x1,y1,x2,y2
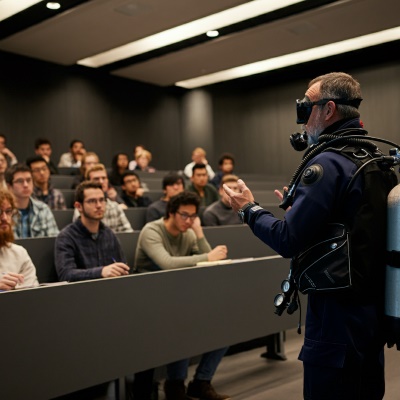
[{"x1": 134, "y1": 191, "x2": 230, "y2": 400}]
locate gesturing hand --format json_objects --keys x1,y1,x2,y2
[{"x1": 223, "y1": 179, "x2": 254, "y2": 213}]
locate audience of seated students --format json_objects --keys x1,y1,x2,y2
[
  {"x1": 146, "y1": 172, "x2": 185, "y2": 222},
  {"x1": 26, "y1": 156, "x2": 67, "y2": 210},
  {"x1": 120, "y1": 171, "x2": 152, "y2": 208},
  {"x1": 134, "y1": 191, "x2": 229, "y2": 400},
  {"x1": 58, "y1": 139, "x2": 86, "y2": 168},
  {"x1": 202, "y1": 174, "x2": 241, "y2": 226},
  {"x1": 0, "y1": 133, "x2": 18, "y2": 166},
  {"x1": 55, "y1": 180, "x2": 129, "y2": 399},
  {"x1": 134, "y1": 149, "x2": 156, "y2": 173},
  {"x1": 5, "y1": 164, "x2": 59, "y2": 238},
  {"x1": 128, "y1": 144, "x2": 145, "y2": 170},
  {"x1": 184, "y1": 147, "x2": 215, "y2": 179},
  {"x1": 71, "y1": 151, "x2": 99, "y2": 189},
  {"x1": 73, "y1": 163, "x2": 133, "y2": 233},
  {"x1": 0, "y1": 188, "x2": 39, "y2": 290},
  {"x1": 210, "y1": 153, "x2": 235, "y2": 189},
  {"x1": 187, "y1": 163, "x2": 219, "y2": 207},
  {"x1": 109, "y1": 152, "x2": 130, "y2": 187},
  {"x1": 34, "y1": 137, "x2": 59, "y2": 174},
  {"x1": 0, "y1": 152, "x2": 8, "y2": 189}
]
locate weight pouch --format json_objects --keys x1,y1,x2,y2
[{"x1": 292, "y1": 223, "x2": 352, "y2": 294}]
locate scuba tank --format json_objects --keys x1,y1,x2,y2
[{"x1": 386, "y1": 181, "x2": 400, "y2": 350}]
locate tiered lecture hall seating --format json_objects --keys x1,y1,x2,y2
[{"x1": 2, "y1": 171, "x2": 297, "y2": 399}]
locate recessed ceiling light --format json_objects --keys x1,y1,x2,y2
[
  {"x1": 175, "y1": 27, "x2": 400, "y2": 88},
  {"x1": 0, "y1": 0, "x2": 42, "y2": 22},
  {"x1": 46, "y1": 2, "x2": 61, "y2": 10},
  {"x1": 206, "y1": 30, "x2": 219, "y2": 38},
  {"x1": 77, "y1": 0, "x2": 305, "y2": 67}
]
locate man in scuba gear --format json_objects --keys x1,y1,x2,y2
[{"x1": 224, "y1": 72, "x2": 398, "y2": 400}]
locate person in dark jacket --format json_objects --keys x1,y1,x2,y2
[
  {"x1": 109, "y1": 152, "x2": 130, "y2": 186},
  {"x1": 121, "y1": 171, "x2": 152, "y2": 208}
]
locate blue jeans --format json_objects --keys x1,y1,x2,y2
[{"x1": 166, "y1": 347, "x2": 228, "y2": 381}]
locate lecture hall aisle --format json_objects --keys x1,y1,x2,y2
[{"x1": 156, "y1": 328, "x2": 400, "y2": 400}]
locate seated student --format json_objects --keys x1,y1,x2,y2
[
  {"x1": 128, "y1": 144, "x2": 145, "y2": 170},
  {"x1": 71, "y1": 151, "x2": 99, "y2": 189},
  {"x1": 187, "y1": 163, "x2": 219, "y2": 207},
  {"x1": 55, "y1": 180, "x2": 129, "y2": 398},
  {"x1": 120, "y1": 171, "x2": 152, "y2": 208},
  {"x1": 26, "y1": 156, "x2": 67, "y2": 210},
  {"x1": 134, "y1": 149, "x2": 156, "y2": 173},
  {"x1": 55, "y1": 181, "x2": 129, "y2": 282},
  {"x1": 34, "y1": 138, "x2": 59, "y2": 174},
  {"x1": 202, "y1": 174, "x2": 241, "y2": 226},
  {"x1": 0, "y1": 152, "x2": 8, "y2": 189},
  {"x1": 183, "y1": 147, "x2": 215, "y2": 179},
  {"x1": 0, "y1": 188, "x2": 39, "y2": 290},
  {"x1": 146, "y1": 172, "x2": 185, "y2": 222},
  {"x1": 73, "y1": 164, "x2": 133, "y2": 233},
  {"x1": 6, "y1": 164, "x2": 59, "y2": 238},
  {"x1": 0, "y1": 133, "x2": 18, "y2": 167},
  {"x1": 109, "y1": 152, "x2": 130, "y2": 187},
  {"x1": 58, "y1": 139, "x2": 86, "y2": 168},
  {"x1": 209, "y1": 153, "x2": 235, "y2": 189},
  {"x1": 134, "y1": 191, "x2": 230, "y2": 400}
]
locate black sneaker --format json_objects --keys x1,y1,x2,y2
[
  {"x1": 164, "y1": 379, "x2": 187, "y2": 400},
  {"x1": 186, "y1": 380, "x2": 231, "y2": 400}
]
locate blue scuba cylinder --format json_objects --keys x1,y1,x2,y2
[{"x1": 385, "y1": 182, "x2": 400, "y2": 350}]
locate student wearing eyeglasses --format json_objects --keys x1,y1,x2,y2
[
  {"x1": 0, "y1": 188, "x2": 39, "y2": 290},
  {"x1": 72, "y1": 163, "x2": 133, "y2": 233},
  {"x1": 5, "y1": 163, "x2": 59, "y2": 238},
  {"x1": 55, "y1": 181, "x2": 129, "y2": 282},
  {"x1": 26, "y1": 155, "x2": 66, "y2": 210},
  {"x1": 134, "y1": 191, "x2": 230, "y2": 400}
]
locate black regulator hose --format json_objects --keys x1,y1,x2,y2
[{"x1": 280, "y1": 130, "x2": 400, "y2": 210}]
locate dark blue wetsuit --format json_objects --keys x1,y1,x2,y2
[{"x1": 244, "y1": 118, "x2": 394, "y2": 400}]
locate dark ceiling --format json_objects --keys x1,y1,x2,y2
[{"x1": 0, "y1": 0, "x2": 399, "y2": 88}]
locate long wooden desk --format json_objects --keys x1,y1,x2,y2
[{"x1": 0, "y1": 257, "x2": 302, "y2": 400}]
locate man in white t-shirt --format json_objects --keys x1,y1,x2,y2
[{"x1": 183, "y1": 147, "x2": 215, "y2": 179}]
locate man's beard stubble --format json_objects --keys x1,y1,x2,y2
[{"x1": 0, "y1": 224, "x2": 14, "y2": 248}]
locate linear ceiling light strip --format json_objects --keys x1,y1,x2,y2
[
  {"x1": 175, "y1": 26, "x2": 400, "y2": 89},
  {"x1": 77, "y1": 0, "x2": 305, "y2": 68},
  {"x1": 0, "y1": 0, "x2": 42, "y2": 22}
]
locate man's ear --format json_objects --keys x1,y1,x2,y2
[
  {"x1": 325, "y1": 100, "x2": 337, "y2": 121},
  {"x1": 74, "y1": 202, "x2": 83, "y2": 212}
]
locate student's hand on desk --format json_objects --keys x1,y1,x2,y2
[
  {"x1": 223, "y1": 179, "x2": 254, "y2": 213},
  {"x1": 0, "y1": 272, "x2": 24, "y2": 290},
  {"x1": 208, "y1": 245, "x2": 228, "y2": 261},
  {"x1": 102, "y1": 263, "x2": 130, "y2": 278}
]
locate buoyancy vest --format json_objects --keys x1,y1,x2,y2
[{"x1": 321, "y1": 144, "x2": 397, "y2": 299}]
